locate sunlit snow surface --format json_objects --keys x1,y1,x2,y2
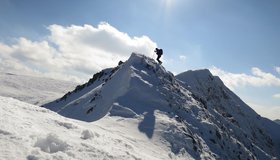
[
  {"x1": 0, "y1": 96, "x2": 193, "y2": 160},
  {"x1": 0, "y1": 72, "x2": 77, "y2": 105},
  {"x1": 1, "y1": 53, "x2": 280, "y2": 159}
]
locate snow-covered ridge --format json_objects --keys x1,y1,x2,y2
[
  {"x1": 0, "y1": 72, "x2": 77, "y2": 105},
  {"x1": 177, "y1": 69, "x2": 280, "y2": 158},
  {"x1": 44, "y1": 53, "x2": 280, "y2": 159}
]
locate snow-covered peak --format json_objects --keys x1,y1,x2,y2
[
  {"x1": 176, "y1": 69, "x2": 223, "y2": 94},
  {"x1": 44, "y1": 53, "x2": 172, "y2": 121},
  {"x1": 44, "y1": 53, "x2": 280, "y2": 159},
  {"x1": 177, "y1": 68, "x2": 280, "y2": 159},
  {"x1": 177, "y1": 69, "x2": 213, "y2": 80},
  {"x1": 126, "y1": 52, "x2": 145, "y2": 65}
]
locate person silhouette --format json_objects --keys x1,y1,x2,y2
[{"x1": 154, "y1": 48, "x2": 163, "y2": 64}]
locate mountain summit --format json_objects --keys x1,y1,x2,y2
[{"x1": 44, "y1": 53, "x2": 280, "y2": 159}]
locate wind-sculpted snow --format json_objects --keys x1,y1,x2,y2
[
  {"x1": 34, "y1": 133, "x2": 70, "y2": 153},
  {"x1": 42, "y1": 53, "x2": 279, "y2": 159}
]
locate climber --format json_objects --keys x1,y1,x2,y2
[{"x1": 154, "y1": 48, "x2": 163, "y2": 64}]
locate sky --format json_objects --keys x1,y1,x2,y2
[{"x1": 0, "y1": 0, "x2": 279, "y2": 120}]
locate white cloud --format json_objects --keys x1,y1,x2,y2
[
  {"x1": 210, "y1": 66, "x2": 280, "y2": 120},
  {"x1": 0, "y1": 22, "x2": 157, "y2": 82},
  {"x1": 247, "y1": 102, "x2": 280, "y2": 120},
  {"x1": 210, "y1": 66, "x2": 280, "y2": 90},
  {"x1": 275, "y1": 66, "x2": 280, "y2": 74},
  {"x1": 273, "y1": 93, "x2": 280, "y2": 99}
]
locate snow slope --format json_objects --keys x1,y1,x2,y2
[
  {"x1": 275, "y1": 119, "x2": 280, "y2": 125},
  {"x1": 1, "y1": 96, "x2": 190, "y2": 160},
  {"x1": 45, "y1": 53, "x2": 280, "y2": 159},
  {"x1": 176, "y1": 70, "x2": 280, "y2": 158},
  {"x1": 0, "y1": 72, "x2": 77, "y2": 105}
]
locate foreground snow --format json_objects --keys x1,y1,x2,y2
[
  {"x1": 0, "y1": 96, "x2": 193, "y2": 160},
  {"x1": 0, "y1": 72, "x2": 77, "y2": 105}
]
